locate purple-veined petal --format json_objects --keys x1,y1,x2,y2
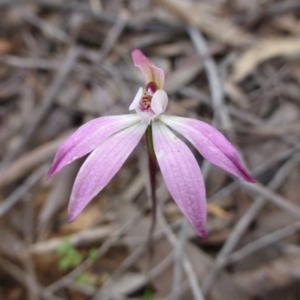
[
  {"x1": 152, "y1": 121, "x2": 208, "y2": 238},
  {"x1": 151, "y1": 90, "x2": 168, "y2": 116},
  {"x1": 129, "y1": 87, "x2": 143, "y2": 110},
  {"x1": 132, "y1": 49, "x2": 165, "y2": 89},
  {"x1": 68, "y1": 122, "x2": 147, "y2": 222},
  {"x1": 160, "y1": 115, "x2": 255, "y2": 183},
  {"x1": 48, "y1": 114, "x2": 140, "y2": 178}
]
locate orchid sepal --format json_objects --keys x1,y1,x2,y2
[{"x1": 160, "y1": 115, "x2": 255, "y2": 183}]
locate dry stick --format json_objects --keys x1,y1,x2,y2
[
  {"x1": 169, "y1": 44, "x2": 224, "y2": 294},
  {"x1": 22, "y1": 197, "x2": 39, "y2": 300},
  {"x1": 0, "y1": 0, "x2": 114, "y2": 24},
  {"x1": 101, "y1": 251, "x2": 176, "y2": 299},
  {"x1": 227, "y1": 220, "x2": 300, "y2": 266},
  {"x1": 187, "y1": 22, "x2": 241, "y2": 298},
  {"x1": 44, "y1": 175, "x2": 144, "y2": 298},
  {"x1": 243, "y1": 182, "x2": 300, "y2": 218},
  {"x1": 187, "y1": 23, "x2": 300, "y2": 295},
  {"x1": 170, "y1": 218, "x2": 189, "y2": 300},
  {"x1": 186, "y1": 25, "x2": 230, "y2": 129},
  {"x1": 92, "y1": 179, "x2": 183, "y2": 298},
  {"x1": 207, "y1": 119, "x2": 300, "y2": 203},
  {"x1": 0, "y1": 55, "x2": 59, "y2": 69},
  {"x1": 96, "y1": 252, "x2": 175, "y2": 300},
  {"x1": 77, "y1": 11, "x2": 128, "y2": 74},
  {"x1": 30, "y1": 225, "x2": 114, "y2": 254},
  {"x1": 207, "y1": 104, "x2": 300, "y2": 203},
  {"x1": 168, "y1": 94, "x2": 300, "y2": 200},
  {"x1": 187, "y1": 24, "x2": 234, "y2": 201},
  {"x1": 234, "y1": 253, "x2": 300, "y2": 297},
  {"x1": 168, "y1": 164, "x2": 216, "y2": 299},
  {"x1": 187, "y1": 24, "x2": 233, "y2": 297},
  {"x1": 228, "y1": 105, "x2": 299, "y2": 147},
  {"x1": 37, "y1": 160, "x2": 81, "y2": 241},
  {"x1": 93, "y1": 215, "x2": 183, "y2": 299},
  {"x1": 1, "y1": 0, "x2": 181, "y2": 33},
  {"x1": 43, "y1": 215, "x2": 142, "y2": 298},
  {"x1": 171, "y1": 136, "x2": 216, "y2": 298},
  {"x1": 0, "y1": 164, "x2": 48, "y2": 217},
  {"x1": 46, "y1": 208, "x2": 180, "y2": 297},
  {"x1": 0, "y1": 47, "x2": 78, "y2": 170},
  {"x1": 184, "y1": 24, "x2": 230, "y2": 299},
  {"x1": 157, "y1": 208, "x2": 205, "y2": 300},
  {"x1": 181, "y1": 86, "x2": 300, "y2": 148},
  {"x1": 23, "y1": 12, "x2": 70, "y2": 43},
  {"x1": 96, "y1": 13, "x2": 128, "y2": 64},
  {"x1": 92, "y1": 225, "x2": 182, "y2": 299},
  {"x1": 0, "y1": 133, "x2": 71, "y2": 190},
  {"x1": 145, "y1": 251, "x2": 175, "y2": 289},
  {"x1": 93, "y1": 241, "x2": 155, "y2": 299},
  {"x1": 208, "y1": 144, "x2": 300, "y2": 204},
  {"x1": 202, "y1": 153, "x2": 300, "y2": 294},
  {"x1": 0, "y1": 257, "x2": 64, "y2": 300},
  {"x1": 236, "y1": 0, "x2": 300, "y2": 26},
  {"x1": 33, "y1": 0, "x2": 126, "y2": 27},
  {"x1": 75, "y1": 13, "x2": 130, "y2": 105}
]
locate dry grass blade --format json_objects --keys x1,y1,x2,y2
[
  {"x1": 0, "y1": 257, "x2": 64, "y2": 300},
  {"x1": 0, "y1": 133, "x2": 72, "y2": 189},
  {"x1": 202, "y1": 153, "x2": 300, "y2": 293},
  {"x1": 231, "y1": 38, "x2": 300, "y2": 83},
  {"x1": 0, "y1": 165, "x2": 48, "y2": 217}
]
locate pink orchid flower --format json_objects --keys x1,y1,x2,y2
[{"x1": 48, "y1": 49, "x2": 255, "y2": 238}]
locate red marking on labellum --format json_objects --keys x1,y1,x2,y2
[
  {"x1": 139, "y1": 81, "x2": 157, "y2": 112},
  {"x1": 146, "y1": 81, "x2": 157, "y2": 96},
  {"x1": 140, "y1": 94, "x2": 152, "y2": 111}
]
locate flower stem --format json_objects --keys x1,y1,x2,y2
[{"x1": 146, "y1": 124, "x2": 157, "y2": 241}]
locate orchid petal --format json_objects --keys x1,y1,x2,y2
[
  {"x1": 68, "y1": 122, "x2": 147, "y2": 222},
  {"x1": 151, "y1": 90, "x2": 168, "y2": 116},
  {"x1": 132, "y1": 49, "x2": 165, "y2": 89},
  {"x1": 129, "y1": 87, "x2": 143, "y2": 110},
  {"x1": 152, "y1": 121, "x2": 208, "y2": 238},
  {"x1": 160, "y1": 116, "x2": 255, "y2": 183},
  {"x1": 48, "y1": 115, "x2": 140, "y2": 178}
]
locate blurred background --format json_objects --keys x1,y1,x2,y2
[{"x1": 1, "y1": 0, "x2": 300, "y2": 299}]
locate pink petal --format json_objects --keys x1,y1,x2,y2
[
  {"x1": 151, "y1": 90, "x2": 168, "y2": 116},
  {"x1": 48, "y1": 115, "x2": 140, "y2": 178},
  {"x1": 68, "y1": 122, "x2": 147, "y2": 222},
  {"x1": 132, "y1": 49, "x2": 165, "y2": 89},
  {"x1": 152, "y1": 121, "x2": 208, "y2": 238},
  {"x1": 160, "y1": 116, "x2": 255, "y2": 183},
  {"x1": 129, "y1": 87, "x2": 143, "y2": 110}
]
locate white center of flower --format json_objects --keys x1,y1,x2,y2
[{"x1": 139, "y1": 81, "x2": 158, "y2": 112}]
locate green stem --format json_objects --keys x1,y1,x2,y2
[
  {"x1": 146, "y1": 125, "x2": 157, "y2": 241},
  {"x1": 146, "y1": 124, "x2": 156, "y2": 162}
]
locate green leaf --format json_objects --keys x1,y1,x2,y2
[
  {"x1": 56, "y1": 239, "x2": 72, "y2": 256},
  {"x1": 71, "y1": 252, "x2": 83, "y2": 267},
  {"x1": 143, "y1": 287, "x2": 153, "y2": 300},
  {"x1": 76, "y1": 272, "x2": 97, "y2": 286},
  {"x1": 59, "y1": 257, "x2": 72, "y2": 271},
  {"x1": 87, "y1": 248, "x2": 98, "y2": 262}
]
